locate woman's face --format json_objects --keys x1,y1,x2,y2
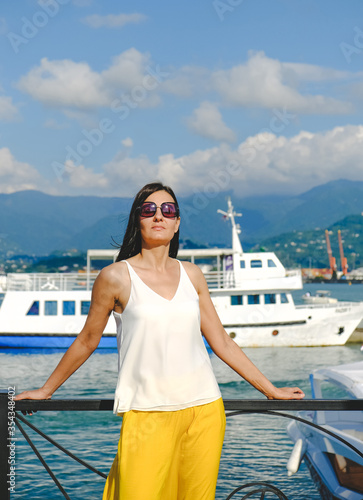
[{"x1": 139, "y1": 190, "x2": 180, "y2": 249}]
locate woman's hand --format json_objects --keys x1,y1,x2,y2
[
  {"x1": 15, "y1": 387, "x2": 52, "y2": 401},
  {"x1": 14, "y1": 388, "x2": 51, "y2": 415},
  {"x1": 267, "y1": 386, "x2": 305, "y2": 400}
]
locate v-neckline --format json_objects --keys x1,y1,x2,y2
[{"x1": 126, "y1": 260, "x2": 182, "y2": 302}]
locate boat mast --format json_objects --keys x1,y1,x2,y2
[{"x1": 217, "y1": 197, "x2": 243, "y2": 255}]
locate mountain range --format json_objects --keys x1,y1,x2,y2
[{"x1": 1, "y1": 179, "x2": 363, "y2": 258}]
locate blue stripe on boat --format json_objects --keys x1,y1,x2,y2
[{"x1": 0, "y1": 335, "x2": 117, "y2": 349}]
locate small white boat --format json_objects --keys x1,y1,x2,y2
[
  {"x1": 302, "y1": 290, "x2": 338, "y2": 304},
  {"x1": 1, "y1": 198, "x2": 363, "y2": 348},
  {"x1": 287, "y1": 361, "x2": 363, "y2": 499}
]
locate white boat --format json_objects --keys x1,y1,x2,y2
[
  {"x1": 287, "y1": 361, "x2": 363, "y2": 499},
  {"x1": 302, "y1": 290, "x2": 338, "y2": 304},
  {"x1": 1, "y1": 198, "x2": 363, "y2": 348}
]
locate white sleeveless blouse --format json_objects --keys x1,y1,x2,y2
[{"x1": 112, "y1": 260, "x2": 221, "y2": 413}]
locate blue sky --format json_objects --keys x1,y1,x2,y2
[{"x1": 1, "y1": 0, "x2": 363, "y2": 199}]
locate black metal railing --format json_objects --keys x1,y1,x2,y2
[{"x1": 1, "y1": 394, "x2": 363, "y2": 500}]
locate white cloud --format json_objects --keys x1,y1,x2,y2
[
  {"x1": 82, "y1": 13, "x2": 147, "y2": 29},
  {"x1": 0, "y1": 147, "x2": 46, "y2": 193},
  {"x1": 64, "y1": 162, "x2": 109, "y2": 189},
  {"x1": 2, "y1": 125, "x2": 363, "y2": 198},
  {"x1": 102, "y1": 49, "x2": 153, "y2": 92},
  {"x1": 187, "y1": 101, "x2": 236, "y2": 142},
  {"x1": 16, "y1": 50, "x2": 357, "y2": 123},
  {"x1": 17, "y1": 49, "x2": 163, "y2": 111},
  {"x1": 102, "y1": 154, "x2": 158, "y2": 194},
  {"x1": 349, "y1": 80, "x2": 363, "y2": 101},
  {"x1": 121, "y1": 137, "x2": 133, "y2": 147},
  {"x1": 51, "y1": 154, "x2": 157, "y2": 196},
  {"x1": 0, "y1": 96, "x2": 20, "y2": 121},
  {"x1": 282, "y1": 62, "x2": 352, "y2": 82},
  {"x1": 97, "y1": 125, "x2": 363, "y2": 197},
  {"x1": 127, "y1": 124, "x2": 363, "y2": 198},
  {"x1": 155, "y1": 148, "x2": 223, "y2": 194},
  {"x1": 226, "y1": 125, "x2": 363, "y2": 196},
  {"x1": 17, "y1": 57, "x2": 107, "y2": 109},
  {"x1": 211, "y1": 51, "x2": 353, "y2": 115}
]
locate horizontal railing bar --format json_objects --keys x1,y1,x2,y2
[
  {"x1": 224, "y1": 399, "x2": 363, "y2": 411},
  {"x1": 13, "y1": 398, "x2": 363, "y2": 412}
]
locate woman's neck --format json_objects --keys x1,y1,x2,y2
[{"x1": 133, "y1": 245, "x2": 172, "y2": 270}]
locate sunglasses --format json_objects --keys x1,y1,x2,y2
[{"x1": 138, "y1": 202, "x2": 179, "y2": 219}]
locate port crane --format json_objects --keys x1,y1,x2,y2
[
  {"x1": 325, "y1": 229, "x2": 348, "y2": 277},
  {"x1": 338, "y1": 229, "x2": 348, "y2": 275},
  {"x1": 325, "y1": 230, "x2": 336, "y2": 276}
]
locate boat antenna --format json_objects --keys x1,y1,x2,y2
[{"x1": 217, "y1": 197, "x2": 243, "y2": 253}]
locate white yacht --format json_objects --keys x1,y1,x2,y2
[{"x1": 1, "y1": 199, "x2": 363, "y2": 348}]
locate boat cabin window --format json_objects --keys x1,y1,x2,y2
[
  {"x1": 26, "y1": 300, "x2": 39, "y2": 316},
  {"x1": 45, "y1": 300, "x2": 57, "y2": 316},
  {"x1": 231, "y1": 295, "x2": 243, "y2": 306},
  {"x1": 240, "y1": 260, "x2": 245, "y2": 268},
  {"x1": 268, "y1": 259, "x2": 277, "y2": 267},
  {"x1": 327, "y1": 453, "x2": 363, "y2": 493},
  {"x1": 81, "y1": 300, "x2": 91, "y2": 315},
  {"x1": 280, "y1": 293, "x2": 289, "y2": 304},
  {"x1": 247, "y1": 294, "x2": 260, "y2": 305},
  {"x1": 264, "y1": 293, "x2": 276, "y2": 304},
  {"x1": 250, "y1": 260, "x2": 262, "y2": 268},
  {"x1": 63, "y1": 301, "x2": 75, "y2": 315}
]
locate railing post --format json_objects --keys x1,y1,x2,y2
[{"x1": 0, "y1": 390, "x2": 11, "y2": 500}]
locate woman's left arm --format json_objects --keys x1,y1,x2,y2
[{"x1": 186, "y1": 263, "x2": 305, "y2": 400}]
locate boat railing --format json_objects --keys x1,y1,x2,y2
[
  {"x1": 5, "y1": 270, "x2": 236, "y2": 292},
  {"x1": 5, "y1": 273, "x2": 99, "y2": 292},
  {"x1": 296, "y1": 301, "x2": 363, "y2": 310},
  {"x1": 2, "y1": 393, "x2": 363, "y2": 500},
  {"x1": 5, "y1": 267, "x2": 302, "y2": 293},
  {"x1": 203, "y1": 269, "x2": 302, "y2": 290},
  {"x1": 204, "y1": 270, "x2": 235, "y2": 289}
]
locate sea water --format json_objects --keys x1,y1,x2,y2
[{"x1": 1, "y1": 283, "x2": 363, "y2": 500}]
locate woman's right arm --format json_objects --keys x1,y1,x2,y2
[{"x1": 15, "y1": 266, "x2": 122, "y2": 401}]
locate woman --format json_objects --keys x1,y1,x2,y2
[{"x1": 15, "y1": 182, "x2": 304, "y2": 500}]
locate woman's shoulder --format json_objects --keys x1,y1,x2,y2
[
  {"x1": 96, "y1": 261, "x2": 130, "y2": 287},
  {"x1": 179, "y1": 260, "x2": 206, "y2": 287},
  {"x1": 179, "y1": 259, "x2": 200, "y2": 273}
]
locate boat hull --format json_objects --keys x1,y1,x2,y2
[
  {"x1": 223, "y1": 313, "x2": 363, "y2": 347},
  {"x1": 0, "y1": 290, "x2": 363, "y2": 348},
  {"x1": 288, "y1": 419, "x2": 363, "y2": 500},
  {"x1": 213, "y1": 293, "x2": 363, "y2": 347}
]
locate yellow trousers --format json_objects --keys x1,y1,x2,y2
[{"x1": 102, "y1": 398, "x2": 226, "y2": 500}]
